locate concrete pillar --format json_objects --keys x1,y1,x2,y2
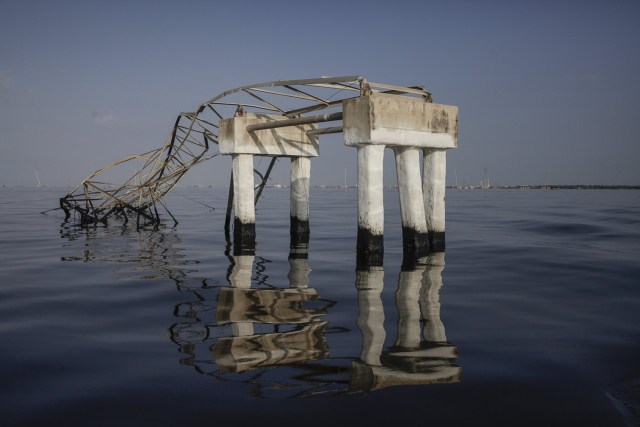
[
  {"x1": 394, "y1": 147, "x2": 429, "y2": 257},
  {"x1": 290, "y1": 156, "x2": 310, "y2": 247},
  {"x1": 421, "y1": 252, "x2": 446, "y2": 342},
  {"x1": 232, "y1": 154, "x2": 255, "y2": 254},
  {"x1": 355, "y1": 266, "x2": 386, "y2": 366},
  {"x1": 357, "y1": 144, "x2": 385, "y2": 267},
  {"x1": 423, "y1": 149, "x2": 447, "y2": 251}
]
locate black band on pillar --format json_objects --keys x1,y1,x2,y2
[
  {"x1": 401, "y1": 226, "x2": 430, "y2": 258},
  {"x1": 233, "y1": 217, "x2": 255, "y2": 255},
  {"x1": 429, "y1": 231, "x2": 446, "y2": 252},
  {"x1": 290, "y1": 216, "x2": 310, "y2": 246}
]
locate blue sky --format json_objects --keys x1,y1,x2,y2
[{"x1": 1, "y1": 0, "x2": 639, "y2": 187}]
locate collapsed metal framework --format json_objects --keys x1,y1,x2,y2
[{"x1": 60, "y1": 76, "x2": 432, "y2": 226}]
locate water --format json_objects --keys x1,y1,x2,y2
[{"x1": 1, "y1": 186, "x2": 639, "y2": 426}]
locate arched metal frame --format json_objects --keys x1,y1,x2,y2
[{"x1": 60, "y1": 76, "x2": 432, "y2": 227}]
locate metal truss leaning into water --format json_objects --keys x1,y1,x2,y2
[
  {"x1": 59, "y1": 76, "x2": 434, "y2": 229},
  {"x1": 59, "y1": 111, "x2": 214, "y2": 227}
]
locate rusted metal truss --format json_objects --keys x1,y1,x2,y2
[{"x1": 60, "y1": 76, "x2": 431, "y2": 227}]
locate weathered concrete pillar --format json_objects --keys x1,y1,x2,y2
[
  {"x1": 356, "y1": 144, "x2": 385, "y2": 266},
  {"x1": 394, "y1": 147, "x2": 429, "y2": 257},
  {"x1": 423, "y1": 149, "x2": 447, "y2": 251},
  {"x1": 355, "y1": 266, "x2": 386, "y2": 366},
  {"x1": 290, "y1": 156, "x2": 310, "y2": 247},
  {"x1": 231, "y1": 154, "x2": 255, "y2": 253}
]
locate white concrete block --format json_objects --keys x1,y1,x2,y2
[
  {"x1": 220, "y1": 113, "x2": 319, "y2": 157},
  {"x1": 343, "y1": 93, "x2": 458, "y2": 149}
]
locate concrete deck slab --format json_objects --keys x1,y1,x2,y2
[
  {"x1": 343, "y1": 93, "x2": 458, "y2": 149},
  {"x1": 220, "y1": 113, "x2": 319, "y2": 157}
]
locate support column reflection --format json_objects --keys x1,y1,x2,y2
[
  {"x1": 213, "y1": 244, "x2": 329, "y2": 373},
  {"x1": 355, "y1": 266, "x2": 385, "y2": 367},
  {"x1": 351, "y1": 252, "x2": 460, "y2": 392}
]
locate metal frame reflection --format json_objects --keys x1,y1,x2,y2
[
  {"x1": 170, "y1": 244, "x2": 344, "y2": 398},
  {"x1": 171, "y1": 248, "x2": 460, "y2": 397},
  {"x1": 213, "y1": 252, "x2": 330, "y2": 373},
  {"x1": 58, "y1": 220, "x2": 459, "y2": 397},
  {"x1": 59, "y1": 220, "x2": 194, "y2": 283}
]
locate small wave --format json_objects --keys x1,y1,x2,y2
[{"x1": 522, "y1": 222, "x2": 606, "y2": 236}]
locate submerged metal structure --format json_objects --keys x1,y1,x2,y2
[
  {"x1": 60, "y1": 112, "x2": 213, "y2": 226},
  {"x1": 60, "y1": 75, "x2": 433, "y2": 227}
]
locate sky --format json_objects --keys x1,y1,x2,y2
[{"x1": 1, "y1": 0, "x2": 639, "y2": 188}]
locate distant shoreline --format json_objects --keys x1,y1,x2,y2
[
  {"x1": 446, "y1": 185, "x2": 640, "y2": 190},
  {"x1": 312, "y1": 185, "x2": 640, "y2": 190},
  {"x1": 2, "y1": 184, "x2": 639, "y2": 190}
]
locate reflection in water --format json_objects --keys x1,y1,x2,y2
[
  {"x1": 58, "y1": 219, "x2": 459, "y2": 397},
  {"x1": 170, "y1": 243, "x2": 342, "y2": 398},
  {"x1": 212, "y1": 252, "x2": 330, "y2": 373},
  {"x1": 59, "y1": 221, "x2": 195, "y2": 284},
  {"x1": 352, "y1": 252, "x2": 460, "y2": 393}
]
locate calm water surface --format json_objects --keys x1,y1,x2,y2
[{"x1": 1, "y1": 187, "x2": 639, "y2": 426}]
